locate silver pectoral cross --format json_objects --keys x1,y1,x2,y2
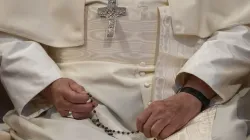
[{"x1": 98, "y1": 0, "x2": 127, "y2": 38}]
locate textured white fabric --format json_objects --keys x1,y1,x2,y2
[
  {"x1": 168, "y1": 0, "x2": 250, "y2": 38},
  {"x1": 0, "y1": 0, "x2": 86, "y2": 47},
  {"x1": 153, "y1": 6, "x2": 205, "y2": 100},
  {"x1": 0, "y1": 0, "x2": 249, "y2": 47}
]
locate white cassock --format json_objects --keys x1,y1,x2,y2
[{"x1": 0, "y1": 0, "x2": 250, "y2": 140}]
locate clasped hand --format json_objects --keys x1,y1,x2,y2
[{"x1": 42, "y1": 78, "x2": 98, "y2": 119}]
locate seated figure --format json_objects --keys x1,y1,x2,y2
[{"x1": 0, "y1": 0, "x2": 250, "y2": 140}]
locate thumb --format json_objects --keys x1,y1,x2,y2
[{"x1": 68, "y1": 79, "x2": 86, "y2": 93}]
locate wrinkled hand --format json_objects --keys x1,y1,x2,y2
[
  {"x1": 42, "y1": 78, "x2": 97, "y2": 119},
  {"x1": 136, "y1": 93, "x2": 202, "y2": 139}
]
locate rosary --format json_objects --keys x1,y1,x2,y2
[
  {"x1": 88, "y1": 93, "x2": 140, "y2": 137},
  {"x1": 68, "y1": 93, "x2": 157, "y2": 140}
]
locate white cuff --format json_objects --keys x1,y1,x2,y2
[{"x1": 175, "y1": 26, "x2": 250, "y2": 103}]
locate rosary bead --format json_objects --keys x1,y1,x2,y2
[
  {"x1": 89, "y1": 93, "x2": 140, "y2": 137},
  {"x1": 88, "y1": 94, "x2": 92, "y2": 98}
]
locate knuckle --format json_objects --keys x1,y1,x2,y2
[
  {"x1": 65, "y1": 102, "x2": 72, "y2": 110},
  {"x1": 143, "y1": 124, "x2": 150, "y2": 131},
  {"x1": 155, "y1": 106, "x2": 165, "y2": 112},
  {"x1": 150, "y1": 101, "x2": 162, "y2": 108},
  {"x1": 65, "y1": 93, "x2": 74, "y2": 101},
  {"x1": 151, "y1": 128, "x2": 158, "y2": 137},
  {"x1": 136, "y1": 116, "x2": 143, "y2": 123}
]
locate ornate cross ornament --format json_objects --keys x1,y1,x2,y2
[{"x1": 98, "y1": 0, "x2": 126, "y2": 38}]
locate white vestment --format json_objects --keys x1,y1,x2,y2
[{"x1": 0, "y1": 0, "x2": 250, "y2": 140}]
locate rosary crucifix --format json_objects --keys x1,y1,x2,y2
[{"x1": 97, "y1": 0, "x2": 127, "y2": 38}]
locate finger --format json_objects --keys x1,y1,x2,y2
[
  {"x1": 72, "y1": 112, "x2": 92, "y2": 120},
  {"x1": 92, "y1": 101, "x2": 98, "y2": 108},
  {"x1": 61, "y1": 101, "x2": 96, "y2": 113},
  {"x1": 71, "y1": 102, "x2": 97, "y2": 113},
  {"x1": 69, "y1": 81, "x2": 86, "y2": 93},
  {"x1": 64, "y1": 90, "x2": 90, "y2": 104},
  {"x1": 58, "y1": 97, "x2": 93, "y2": 112},
  {"x1": 58, "y1": 110, "x2": 69, "y2": 117},
  {"x1": 142, "y1": 113, "x2": 159, "y2": 138},
  {"x1": 136, "y1": 108, "x2": 152, "y2": 132},
  {"x1": 151, "y1": 119, "x2": 170, "y2": 138},
  {"x1": 158, "y1": 123, "x2": 177, "y2": 139}
]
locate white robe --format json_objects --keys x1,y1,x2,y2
[{"x1": 0, "y1": 0, "x2": 250, "y2": 140}]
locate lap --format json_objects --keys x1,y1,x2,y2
[
  {"x1": 3, "y1": 106, "x2": 216, "y2": 140},
  {"x1": 166, "y1": 107, "x2": 216, "y2": 140}
]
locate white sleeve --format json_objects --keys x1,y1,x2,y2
[
  {"x1": 0, "y1": 32, "x2": 61, "y2": 118},
  {"x1": 175, "y1": 25, "x2": 250, "y2": 103}
]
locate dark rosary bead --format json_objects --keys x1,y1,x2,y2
[
  {"x1": 91, "y1": 109, "x2": 140, "y2": 137},
  {"x1": 88, "y1": 93, "x2": 92, "y2": 98}
]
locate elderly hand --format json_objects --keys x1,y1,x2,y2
[
  {"x1": 42, "y1": 78, "x2": 98, "y2": 119},
  {"x1": 136, "y1": 93, "x2": 202, "y2": 139}
]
